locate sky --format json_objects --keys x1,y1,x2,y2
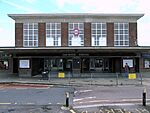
[{"x1": 0, "y1": 0, "x2": 150, "y2": 47}]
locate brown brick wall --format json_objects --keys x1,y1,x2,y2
[
  {"x1": 38, "y1": 23, "x2": 46, "y2": 47},
  {"x1": 129, "y1": 23, "x2": 137, "y2": 47},
  {"x1": 61, "y1": 22, "x2": 68, "y2": 46},
  {"x1": 107, "y1": 23, "x2": 114, "y2": 46},
  {"x1": 15, "y1": 23, "x2": 23, "y2": 47},
  {"x1": 84, "y1": 22, "x2": 91, "y2": 46}
]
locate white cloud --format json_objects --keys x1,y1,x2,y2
[
  {"x1": 57, "y1": 0, "x2": 65, "y2": 8},
  {"x1": 0, "y1": 27, "x2": 15, "y2": 47}
]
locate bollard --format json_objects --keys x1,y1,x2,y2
[
  {"x1": 143, "y1": 87, "x2": 146, "y2": 106},
  {"x1": 116, "y1": 73, "x2": 118, "y2": 86},
  {"x1": 66, "y1": 92, "x2": 69, "y2": 107}
]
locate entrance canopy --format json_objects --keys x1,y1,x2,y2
[{"x1": 0, "y1": 46, "x2": 150, "y2": 54}]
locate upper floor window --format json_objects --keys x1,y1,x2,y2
[
  {"x1": 114, "y1": 23, "x2": 129, "y2": 46},
  {"x1": 23, "y1": 23, "x2": 38, "y2": 47},
  {"x1": 68, "y1": 23, "x2": 84, "y2": 46},
  {"x1": 46, "y1": 23, "x2": 61, "y2": 46},
  {"x1": 91, "y1": 23, "x2": 107, "y2": 46}
]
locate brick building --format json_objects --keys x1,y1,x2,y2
[{"x1": 0, "y1": 13, "x2": 150, "y2": 77}]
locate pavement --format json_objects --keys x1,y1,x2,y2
[
  {"x1": 0, "y1": 105, "x2": 76, "y2": 113},
  {"x1": 0, "y1": 73, "x2": 150, "y2": 87}
]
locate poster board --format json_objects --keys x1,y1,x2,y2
[
  {"x1": 19, "y1": 60, "x2": 30, "y2": 68},
  {"x1": 123, "y1": 59, "x2": 133, "y2": 67},
  {"x1": 144, "y1": 60, "x2": 150, "y2": 68}
]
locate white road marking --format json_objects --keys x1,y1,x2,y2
[
  {"x1": 70, "y1": 109, "x2": 76, "y2": 113},
  {"x1": 77, "y1": 90, "x2": 93, "y2": 93},
  {"x1": 35, "y1": 88, "x2": 49, "y2": 89},
  {"x1": 57, "y1": 103, "x2": 62, "y2": 105},
  {"x1": 0, "y1": 103, "x2": 11, "y2": 105},
  {"x1": 48, "y1": 103, "x2": 52, "y2": 104},
  {"x1": 74, "y1": 96, "x2": 96, "y2": 102},
  {"x1": 26, "y1": 103, "x2": 35, "y2": 105},
  {"x1": 15, "y1": 88, "x2": 28, "y2": 90}
]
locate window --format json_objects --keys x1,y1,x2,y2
[
  {"x1": 46, "y1": 23, "x2": 61, "y2": 46},
  {"x1": 68, "y1": 23, "x2": 84, "y2": 46},
  {"x1": 0, "y1": 60, "x2": 8, "y2": 70},
  {"x1": 92, "y1": 23, "x2": 107, "y2": 46},
  {"x1": 23, "y1": 23, "x2": 38, "y2": 47},
  {"x1": 144, "y1": 59, "x2": 150, "y2": 68},
  {"x1": 114, "y1": 23, "x2": 129, "y2": 46}
]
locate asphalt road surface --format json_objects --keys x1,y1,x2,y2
[
  {"x1": 0, "y1": 83, "x2": 74, "y2": 106},
  {"x1": 73, "y1": 86, "x2": 150, "y2": 108}
]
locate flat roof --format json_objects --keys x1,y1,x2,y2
[{"x1": 8, "y1": 13, "x2": 144, "y2": 21}]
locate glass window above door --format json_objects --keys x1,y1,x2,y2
[{"x1": 91, "y1": 23, "x2": 107, "y2": 46}]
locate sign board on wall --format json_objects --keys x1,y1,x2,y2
[
  {"x1": 123, "y1": 59, "x2": 133, "y2": 67},
  {"x1": 19, "y1": 60, "x2": 30, "y2": 68}
]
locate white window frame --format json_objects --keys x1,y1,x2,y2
[
  {"x1": 68, "y1": 23, "x2": 84, "y2": 46},
  {"x1": 91, "y1": 23, "x2": 107, "y2": 46},
  {"x1": 114, "y1": 23, "x2": 129, "y2": 46},
  {"x1": 46, "y1": 23, "x2": 61, "y2": 46},
  {"x1": 23, "y1": 23, "x2": 38, "y2": 47}
]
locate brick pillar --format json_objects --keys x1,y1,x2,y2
[
  {"x1": 15, "y1": 23, "x2": 23, "y2": 47},
  {"x1": 107, "y1": 23, "x2": 114, "y2": 46},
  {"x1": 38, "y1": 23, "x2": 46, "y2": 47},
  {"x1": 61, "y1": 22, "x2": 68, "y2": 46},
  {"x1": 129, "y1": 23, "x2": 137, "y2": 47},
  {"x1": 84, "y1": 22, "x2": 91, "y2": 46}
]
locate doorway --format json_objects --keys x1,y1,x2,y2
[{"x1": 81, "y1": 58, "x2": 90, "y2": 73}]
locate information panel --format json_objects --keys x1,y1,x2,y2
[
  {"x1": 123, "y1": 59, "x2": 133, "y2": 67},
  {"x1": 19, "y1": 60, "x2": 30, "y2": 68}
]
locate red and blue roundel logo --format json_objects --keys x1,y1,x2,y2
[{"x1": 73, "y1": 28, "x2": 79, "y2": 36}]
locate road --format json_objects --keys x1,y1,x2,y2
[
  {"x1": 0, "y1": 83, "x2": 74, "y2": 113},
  {"x1": 74, "y1": 86, "x2": 150, "y2": 107}
]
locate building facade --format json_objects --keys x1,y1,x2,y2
[{"x1": 0, "y1": 13, "x2": 150, "y2": 77}]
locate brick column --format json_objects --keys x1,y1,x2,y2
[
  {"x1": 84, "y1": 22, "x2": 91, "y2": 46},
  {"x1": 38, "y1": 23, "x2": 46, "y2": 47},
  {"x1": 61, "y1": 22, "x2": 68, "y2": 46},
  {"x1": 129, "y1": 23, "x2": 137, "y2": 47},
  {"x1": 15, "y1": 23, "x2": 23, "y2": 47},
  {"x1": 107, "y1": 23, "x2": 114, "y2": 46}
]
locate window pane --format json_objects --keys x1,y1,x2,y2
[
  {"x1": 0, "y1": 60, "x2": 9, "y2": 70},
  {"x1": 120, "y1": 24, "x2": 123, "y2": 29},
  {"x1": 24, "y1": 30, "x2": 28, "y2": 35},
  {"x1": 124, "y1": 24, "x2": 128, "y2": 29},
  {"x1": 92, "y1": 24, "x2": 96, "y2": 29}
]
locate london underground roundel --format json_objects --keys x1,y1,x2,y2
[{"x1": 73, "y1": 28, "x2": 79, "y2": 36}]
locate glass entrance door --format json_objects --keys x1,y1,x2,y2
[{"x1": 44, "y1": 58, "x2": 63, "y2": 72}]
